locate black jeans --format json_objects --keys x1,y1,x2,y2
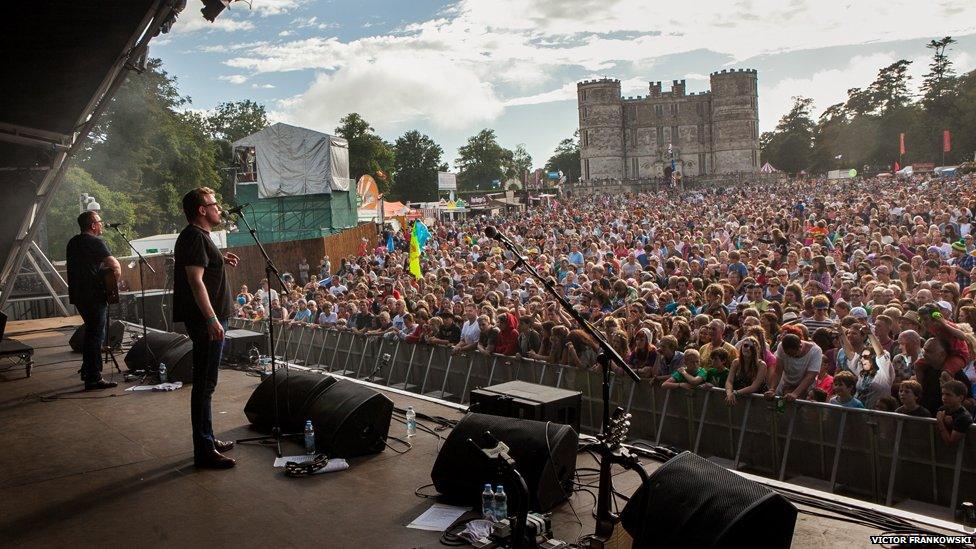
[
  {"x1": 75, "y1": 302, "x2": 107, "y2": 383},
  {"x1": 185, "y1": 318, "x2": 226, "y2": 457}
]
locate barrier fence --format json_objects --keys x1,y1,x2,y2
[{"x1": 229, "y1": 318, "x2": 975, "y2": 516}]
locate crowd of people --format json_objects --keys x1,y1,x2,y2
[{"x1": 231, "y1": 174, "x2": 976, "y2": 442}]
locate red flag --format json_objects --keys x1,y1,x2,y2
[
  {"x1": 943, "y1": 130, "x2": 952, "y2": 153},
  {"x1": 899, "y1": 133, "x2": 905, "y2": 156},
  {"x1": 894, "y1": 161, "x2": 900, "y2": 172}
]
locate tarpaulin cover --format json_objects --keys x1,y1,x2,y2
[{"x1": 233, "y1": 122, "x2": 350, "y2": 198}]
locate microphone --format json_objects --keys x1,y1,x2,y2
[
  {"x1": 484, "y1": 226, "x2": 501, "y2": 240},
  {"x1": 105, "y1": 222, "x2": 123, "y2": 229},
  {"x1": 221, "y1": 203, "x2": 250, "y2": 218}
]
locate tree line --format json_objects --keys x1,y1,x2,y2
[
  {"x1": 761, "y1": 37, "x2": 976, "y2": 175},
  {"x1": 45, "y1": 57, "x2": 579, "y2": 259}
]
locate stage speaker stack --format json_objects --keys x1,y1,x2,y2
[
  {"x1": 430, "y1": 412, "x2": 578, "y2": 512},
  {"x1": 124, "y1": 331, "x2": 194, "y2": 383},
  {"x1": 470, "y1": 380, "x2": 582, "y2": 432},
  {"x1": 620, "y1": 451, "x2": 798, "y2": 549},
  {"x1": 244, "y1": 370, "x2": 394, "y2": 458},
  {"x1": 223, "y1": 329, "x2": 267, "y2": 362},
  {"x1": 69, "y1": 320, "x2": 126, "y2": 352}
]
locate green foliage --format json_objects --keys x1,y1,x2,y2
[
  {"x1": 508, "y1": 144, "x2": 533, "y2": 180},
  {"x1": 763, "y1": 36, "x2": 976, "y2": 174},
  {"x1": 206, "y1": 100, "x2": 269, "y2": 143},
  {"x1": 392, "y1": 130, "x2": 443, "y2": 202},
  {"x1": 544, "y1": 132, "x2": 580, "y2": 182},
  {"x1": 455, "y1": 129, "x2": 513, "y2": 191},
  {"x1": 335, "y1": 113, "x2": 396, "y2": 194},
  {"x1": 47, "y1": 168, "x2": 137, "y2": 260}
]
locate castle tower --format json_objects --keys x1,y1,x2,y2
[
  {"x1": 709, "y1": 69, "x2": 759, "y2": 173},
  {"x1": 577, "y1": 79, "x2": 624, "y2": 180}
]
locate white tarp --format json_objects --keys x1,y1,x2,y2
[{"x1": 233, "y1": 123, "x2": 350, "y2": 198}]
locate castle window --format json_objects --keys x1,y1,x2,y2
[
  {"x1": 656, "y1": 126, "x2": 664, "y2": 145},
  {"x1": 698, "y1": 124, "x2": 705, "y2": 144},
  {"x1": 699, "y1": 153, "x2": 706, "y2": 174},
  {"x1": 670, "y1": 103, "x2": 679, "y2": 115},
  {"x1": 632, "y1": 157, "x2": 639, "y2": 178},
  {"x1": 654, "y1": 104, "x2": 663, "y2": 117},
  {"x1": 696, "y1": 102, "x2": 704, "y2": 116},
  {"x1": 671, "y1": 126, "x2": 679, "y2": 143},
  {"x1": 584, "y1": 158, "x2": 590, "y2": 179},
  {"x1": 628, "y1": 105, "x2": 637, "y2": 123},
  {"x1": 582, "y1": 130, "x2": 589, "y2": 147},
  {"x1": 752, "y1": 150, "x2": 757, "y2": 166},
  {"x1": 581, "y1": 90, "x2": 587, "y2": 101}
]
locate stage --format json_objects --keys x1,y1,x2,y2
[{"x1": 0, "y1": 317, "x2": 945, "y2": 547}]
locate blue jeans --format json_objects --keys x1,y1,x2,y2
[
  {"x1": 185, "y1": 319, "x2": 227, "y2": 457},
  {"x1": 76, "y1": 302, "x2": 107, "y2": 383}
]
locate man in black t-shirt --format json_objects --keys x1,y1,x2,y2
[
  {"x1": 66, "y1": 210, "x2": 120, "y2": 390},
  {"x1": 173, "y1": 187, "x2": 239, "y2": 470}
]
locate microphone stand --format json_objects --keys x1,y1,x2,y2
[
  {"x1": 486, "y1": 227, "x2": 648, "y2": 547},
  {"x1": 229, "y1": 208, "x2": 292, "y2": 458},
  {"x1": 111, "y1": 225, "x2": 156, "y2": 379}
]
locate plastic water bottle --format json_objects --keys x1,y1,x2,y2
[
  {"x1": 493, "y1": 485, "x2": 508, "y2": 521},
  {"x1": 481, "y1": 484, "x2": 495, "y2": 520},
  {"x1": 158, "y1": 362, "x2": 168, "y2": 384},
  {"x1": 405, "y1": 406, "x2": 417, "y2": 437},
  {"x1": 304, "y1": 420, "x2": 315, "y2": 455}
]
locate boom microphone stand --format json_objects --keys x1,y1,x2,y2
[
  {"x1": 483, "y1": 226, "x2": 649, "y2": 547},
  {"x1": 226, "y1": 207, "x2": 292, "y2": 458},
  {"x1": 111, "y1": 224, "x2": 156, "y2": 377}
]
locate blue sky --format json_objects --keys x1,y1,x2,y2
[{"x1": 153, "y1": 0, "x2": 976, "y2": 168}]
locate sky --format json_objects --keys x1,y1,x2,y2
[{"x1": 153, "y1": 0, "x2": 976, "y2": 168}]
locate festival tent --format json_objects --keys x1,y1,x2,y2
[
  {"x1": 759, "y1": 162, "x2": 778, "y2": 173},
  {"x1": 896, "y1": 165, "x2": 914, "y2": 177}
]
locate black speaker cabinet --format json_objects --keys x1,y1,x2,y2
[
  {"x1": 124, "y1": 331, "x2": 194, "y2": 383},
  {"x1": 69, "y1": 320, "x2": 125, "y2": 352},
  {"x1": 430, "y1": 412, "x2": 578, "y2": 512},
  {"x1": 244, "y1": 372, "x2": 394, "y2": 458},
  {"x1": 621, "y1": 451, "x2": 798, "y2": 549}
]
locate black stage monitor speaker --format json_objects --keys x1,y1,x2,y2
[
  {"x1": 430, "y1": 412, "x2": 578, "y2": 512},
  {"x1": 470, "y1": 381, "x2": 582, "y2": 432},
  {"x1": 244, "y1": 372, "x2": 394, "y2": 458},
  {"x1": 124, "y1": 332, "x2": 194, "y2": 383},
  {"x1": 621, "y1": 451, "x2": 798, "y2": 549},
  {"x1": 69, "y1": 321, "x2": 125, "y2": 352}
]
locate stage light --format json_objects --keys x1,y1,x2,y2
[{"x1": 201, "y1": 0, "x2": 231, "y2": 22}]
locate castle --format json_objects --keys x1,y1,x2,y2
[{"x1": 577, "y1": 69, "x2": 760, "y2": 180}]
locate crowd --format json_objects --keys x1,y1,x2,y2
[{"x1": 231, "y1": 174, "x2": 976, "y2": 442}]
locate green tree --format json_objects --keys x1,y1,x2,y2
[
  {"x1": 391, "y1": 130, "x2": 443, "y2": 202},
  {"x1": 921, "y1": 36, "x2": 957, "y2": 106},
  {"x1": 455, "y1": 129, "x2": 513, "y2": 191},
  {"x1": 46, "y1": 167, "x2": 137, "y2": 260},
  {"x1": 335, "y1": 113, "x2": 396, "y2": 194},
  {"x1": 206, "y1": 100, "x2": 269, "y2": 143},
  {"x1": 868, "y1": 60, "x2": 913, "y2": 115},
  {"x1": 544, "y1": 132, "x2": 580, "y2": 182},
  {"x1": 507, "y1": 144, "x2": 533, "y2": 180},
  {"x1": 760, "y1": 96, "x2": 815, "y2": 173},
  {"x1": 73, "y1": 58, "x2": 221, "y2": 237}
]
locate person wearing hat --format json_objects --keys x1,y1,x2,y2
[
  {"x1": 801, "y1": 295, "x2": 836, "y2": 332},
  {"x1": 849, "y1": 306, "x2": 869, "y2": 324},
  {"x1": 950, "y1": 240, "x2": 976, "y2": 288}
]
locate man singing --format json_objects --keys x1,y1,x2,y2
[
  {"x1": 66, "y1": 210, "x2": 121, "y2": 390},
  {"x1": 173, "y1": 187, "x2": 240, "y2": 469}
]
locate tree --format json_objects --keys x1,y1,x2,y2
[
  {"x1": 46, "y1": 167, "x2": 137, "y2": 260},
  {"x1": 544, "y1": 132, "x2": 580, "y2": 183},
  {"x1": 455, "y1": 129, "x2": 513, "y2": 191},
  {"x1": 392, "y1": 130, "x2": 443, "y2": 202},
  {"x1": 760, "y1": 96, "x2": 815, "y2": 173},
  {"x1": 72, "y1": 58, "x2": 221, "y2": 237},
  {"x1": 206, "y1": 100, "x2": 269, "y2": 143},
  {"x1": 507, "y1": 144, "x2": 532, "y2": 181},
  {"x1": 921, "y1": 36, "x2": 957, "y2": 106},
  {"x1": 336, "y1": 113, "x2": 396, "y2": 194},
  {"x1": 868, "y1": 60, "x2": 913, "y2": 115}
]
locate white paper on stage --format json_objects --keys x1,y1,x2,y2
[{"x1": 406, "y1": 503, "x2": 469, "y2": 531}]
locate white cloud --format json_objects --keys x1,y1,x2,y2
[
  {"x1": 219, "y1": 74, "x2": 249, "y2": 84},
  {"x1": 247, "y1": 0, "x2": 303, "y2": 16},
  {"x1": 171, "y1": 13, "x2": 254, "y2": 34},
  {"x1": 252, "y1": 83, "x2": 276, "y2": 89},
  {"x1": 217, "y1": 0, "x2": 976, "y2": 132},
  {"x1": 279, "y1": 30, "x2": 292, "y2": 37}
]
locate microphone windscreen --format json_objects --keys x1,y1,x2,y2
[{"x1": 484, "y1": 226, "x2": 498, "y2": 239}]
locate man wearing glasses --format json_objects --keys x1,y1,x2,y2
[
  {"x1": 174, "y1": 187, "x2": 240, "y2": 469},
  {"x1": 66, "y1": 210, "x2": 121, "y2": 390}
]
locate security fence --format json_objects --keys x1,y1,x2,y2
[{"x1": 230, "y1": 318, "x2": 975, "y2": 517}]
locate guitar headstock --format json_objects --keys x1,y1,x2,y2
[{"x1": 606, "y1": 407, "x2": 632, "y2": 446}]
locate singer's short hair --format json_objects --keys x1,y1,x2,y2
[
  {"x1": 77, "y1": 210, "x2": 98, "y2": 231},
  {"x1": 182, "y1": 186, "x2": 216, "y2": 221}
]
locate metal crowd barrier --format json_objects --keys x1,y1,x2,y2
[{"x1": 229, "y1": 318, "x2": 975, "y2": 516}]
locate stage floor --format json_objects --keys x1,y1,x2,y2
[{"x1": 0, "y1": 317, "x2": 925, "y2": 547}]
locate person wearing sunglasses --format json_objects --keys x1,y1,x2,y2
[{"x1": 173, "y1": 187, "x2": 240, "y2": 470}]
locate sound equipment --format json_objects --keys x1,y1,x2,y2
[
  {"x1": 69, "y1": 320, "x2": 125, "y2": 352},
  {"x1": 430, "y1": 412, "x2": 578, "y2": 512},
  {"x1": 124, "y1": 331, "x2": 194, "y2": 383},
  {"x1": 224, "y1": 329, "x2": 267, "y2": 362},
  {"x1": 620, "y1": 451, "x2": 797, "y2": 549},
  {"x1": 470, "y1": 380, "x2": 582, "y2": 432},
  {"x1": 102, "y1": 269, "x2": 120, "y2": 304},
  {"x1": 244, "y1": 371, "x2": 394, "y2": 458},
  {"x1": 117, "y1": 289, "x2": 172, "y2": 332}
]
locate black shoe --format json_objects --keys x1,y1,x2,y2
[
  {"x1": 84, "y1": 379, "x2": 118, "y2": 391},
  {"x1": 214, "y1": 439, "x2": 235, "y2": 453},
  {"x1": 194, "y1": 450, "x2": 236, "y2": 469}
]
